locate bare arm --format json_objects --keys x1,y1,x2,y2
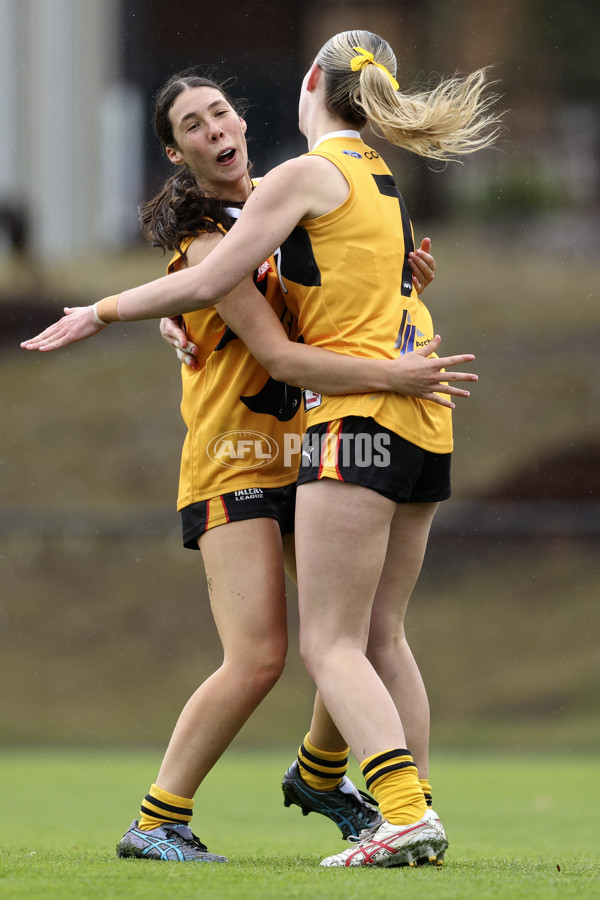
[
  {"x1": 218, "y1": 290, "x2": 477, "y2": 407},
  {"x1": 19, "y1": 215, "x2": 476, "y2": 406},
  {"x1": 19, "y1": 157, "x2": 338, "y2": 352},
  {"x1": 164, "y1": 236, "x2": 477, "y2": 406},
  {"x1": 19, "y1": 159, "x2": 438, "y2": 369},
  {"x1": 160, "y1": 232, "x2": 435, "y2": 371},
  {"x1": 119, "y1": 156, "x2": 328, "y2": 319}
]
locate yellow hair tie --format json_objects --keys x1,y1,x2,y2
[{"x1": 350, "y1": 46, "x2": 399, "y2": 91}]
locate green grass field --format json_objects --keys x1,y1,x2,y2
[{"x1": 1, "y1": 749, "x2": 598, "y2": 899}]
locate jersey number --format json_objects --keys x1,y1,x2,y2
[
  {"x1": 372, "y1": 173, "x2": 417, "y2": 354},
  {"x1": 372, "y1": 173, "x2": 415, "y2": 298}
]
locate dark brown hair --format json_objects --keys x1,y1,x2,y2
[{"x1": 139, "y1": 71, "x2": 250, "y2": 254}]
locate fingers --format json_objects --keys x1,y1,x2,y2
[
  {"x1": 160, "y1": 316, "x2": 188, "y2": 345},
  {"x1": 408, "y1": 236, "x2": 435, "y2": 294},
  {"x1": 412, "y1": 246, "x2": 434, "y2": 269},
  {"x1": 177, "y1": 339, "x2": 198, "y2": 357},
  {"x1": 434, "y1": 360, "x2": 479, "y2": 381},
  {"x1": 160, "y1": 317, "x2": 199, "y2": 364},
  {"x1": 21, "y1": 337, "x2": 44, "y2": 350},
  {"x1": 410, "y1": 271, "x2": 424, "y2": 293},
  {"x1": 432, "y1": 366, "x2": 477, "y2": 385},
  {"x1": 22, "y1": 337, "x2": 61, "y2": 351},
  {"x1": 441, "y1": 371, "x2": 478, "y2": 383},
  {"x1": 21, "y1": 324, "x2": 67, "y2": 350},
  {"x1": 398, "y1": 342, "x2": 477, "y2": 385},
  {"x1": 173, "y1": 337, "x2": 199, "y2": 366},
  {"x1": 418, "y1": 337, "x2": 474, "y2": 362},
  {"x1": 425, "y1": 392, "x2": 455, "y2": 409},
  {"x1": 415, "y1": 334, "x2": 442, "y2": 356},
  {"x1": 175, "y1": 346, "x2": 200, "y2": 370},
  {"x1": 408, "y1": 254, "x2": 434, "y2": 293},
  {"x1": 436, "y1": 353, "x2": 476, "y2": 368},
  {"x1": 433, "y1": 364, "x2": 477, "y2": 382},
  {"x1": 22, "y1": 328, "x2": 70, "y2": 351},
  {"x1": 21, "y1": 306, "x2": 101, "y2": 351},
  {"x1": 441, "y1": 384, "x2": 472, "y2": 397},
  {"x1": 425, "y1": 383, "x2": 472, "y2": 406}
]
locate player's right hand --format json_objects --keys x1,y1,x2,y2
[
  {"x1": 160, "y1": 316, "x2": 200, "y2": 370},
  {"x1": 389, "y1": 334, "x2": 478, "y2": 408},
  {"x1": 20, "y1": 305, "x2": 105, "y2": 351}
]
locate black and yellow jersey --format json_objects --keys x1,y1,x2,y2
[
  {"x1": 168, "y1": 208, "x2": 303, "y2": 510},
  {"x1": 277, "y1": 131, "x2": 452, "y2": 454}
]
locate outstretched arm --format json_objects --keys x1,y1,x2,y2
[
  {"x1": 20, "y1": 158, "x2": 438, "y2": 354},
  {"x1": 158, "y1": 236, "x2": 477, "y2": 406},
  {"x1": 159, "y1": 234, "x2": 436, "y2": 371},
  {"x1": 19, "y1": 230, "x2": 475, "y2": 406},
  {"x1": 19, "y1": 156, "x2": 337, "y2": 352},
  {"x1": 159, "y1": 234, "x2": 476, "y2": 406}
]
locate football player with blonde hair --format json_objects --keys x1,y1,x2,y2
[{"x1": 23, "y1": 28, "x2": 501, "y2": 867}]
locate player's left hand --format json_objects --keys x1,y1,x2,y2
[
  {"x1": 409, "y1": 237, "x2": 435, "y2": 294},
  {"x1": 160, "y1": 315, "x2": 200, "y2": 370},
  {"x1": 20, "y1": 306, "x2": 105, "y2": 351}
]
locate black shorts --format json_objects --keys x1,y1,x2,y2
[
  {"x1": 296, "y1": 416, "x2": 451, "y2": 504},
  {"x1": 180, "y1": 482, "x2": 297, "y2": 549}
]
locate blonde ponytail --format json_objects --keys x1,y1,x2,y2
[{"x1": 316, "y1": 30, "x2": 502, "y2": 161}]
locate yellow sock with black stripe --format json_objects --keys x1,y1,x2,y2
[
  {"x1": 138, "y1": 783, "x2": 194, "y2": 832},
  {"x1": 360, "y1": 749, "x2": 426, "y2": 825},
  {"x1": 297, "y1": 733, "x2": 349, "y2": 791},
  {"x1": 420, "y1": 778, "x2": 433, "y2": 808}
]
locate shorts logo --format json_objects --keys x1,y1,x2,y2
[
  {"x1": 234, "y1": 488, "x2": 264, "y2": 500},
  {"x1": 207, "y1": 431, "x2": 279, "y2": 469},
  {"x1": 303, "y1": 389, "x2": 322, "y2": 411},
  {"x1": 342, "y1": 150, "x2": 362, "y2": 159}
]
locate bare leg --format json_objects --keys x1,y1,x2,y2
[
  {"x1": 367, "y1": 503, "x2": 438, "y2": 778},
  {"x1": 282, "y1": 532, "x2": 346, "y2": 752},
  {"x1": 295, "y1": 480, "x2": 403, "y2": 762},
  {"x1": 155, "y1": 518, "x2": 288, "y2": 798}
]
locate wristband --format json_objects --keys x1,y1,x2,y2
[
  {"x1": 94, "y1": 294, "x2": 121, "y2": 324},
  {"x1": 91, "y1": 302, "x2": 109, "y2": 327}
]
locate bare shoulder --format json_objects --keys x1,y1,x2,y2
[
  {"x1": 257, "y1": 154, "x2": 349, "y2": 218},
  {"x1": 179, "y1": 230, "x2": 224, "y2": 268},
  {"x1": 263, "y1": 154, "x2": 346, "y2": 186}
]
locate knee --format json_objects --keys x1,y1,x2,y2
[
  {"x1": 255, "y1": 651, "x2": 286, "y2": 693},
  {"x1": 298, "y1": 629, "x2": 328, "y2": 682},
  {"x1": 237, "y1": 639, "x2": 287, "y2": 698},
  {"x1": 367, "y1": 631, "x2": 409, "y2": 678}
]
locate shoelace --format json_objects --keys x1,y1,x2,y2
[
  {"x1": 346, "y1": 821, "x2": 382, "y2": 844},
  {"x1": 164, "y1": 824, "x2": 208, "y2": 851}
]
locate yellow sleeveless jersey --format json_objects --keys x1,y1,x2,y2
[
  {"x1": 169, "y1": 219, "x2": 303, "y2": 510},
  {"x1": 277, "y1": 132, "x2": 453, "y2": 454}
]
